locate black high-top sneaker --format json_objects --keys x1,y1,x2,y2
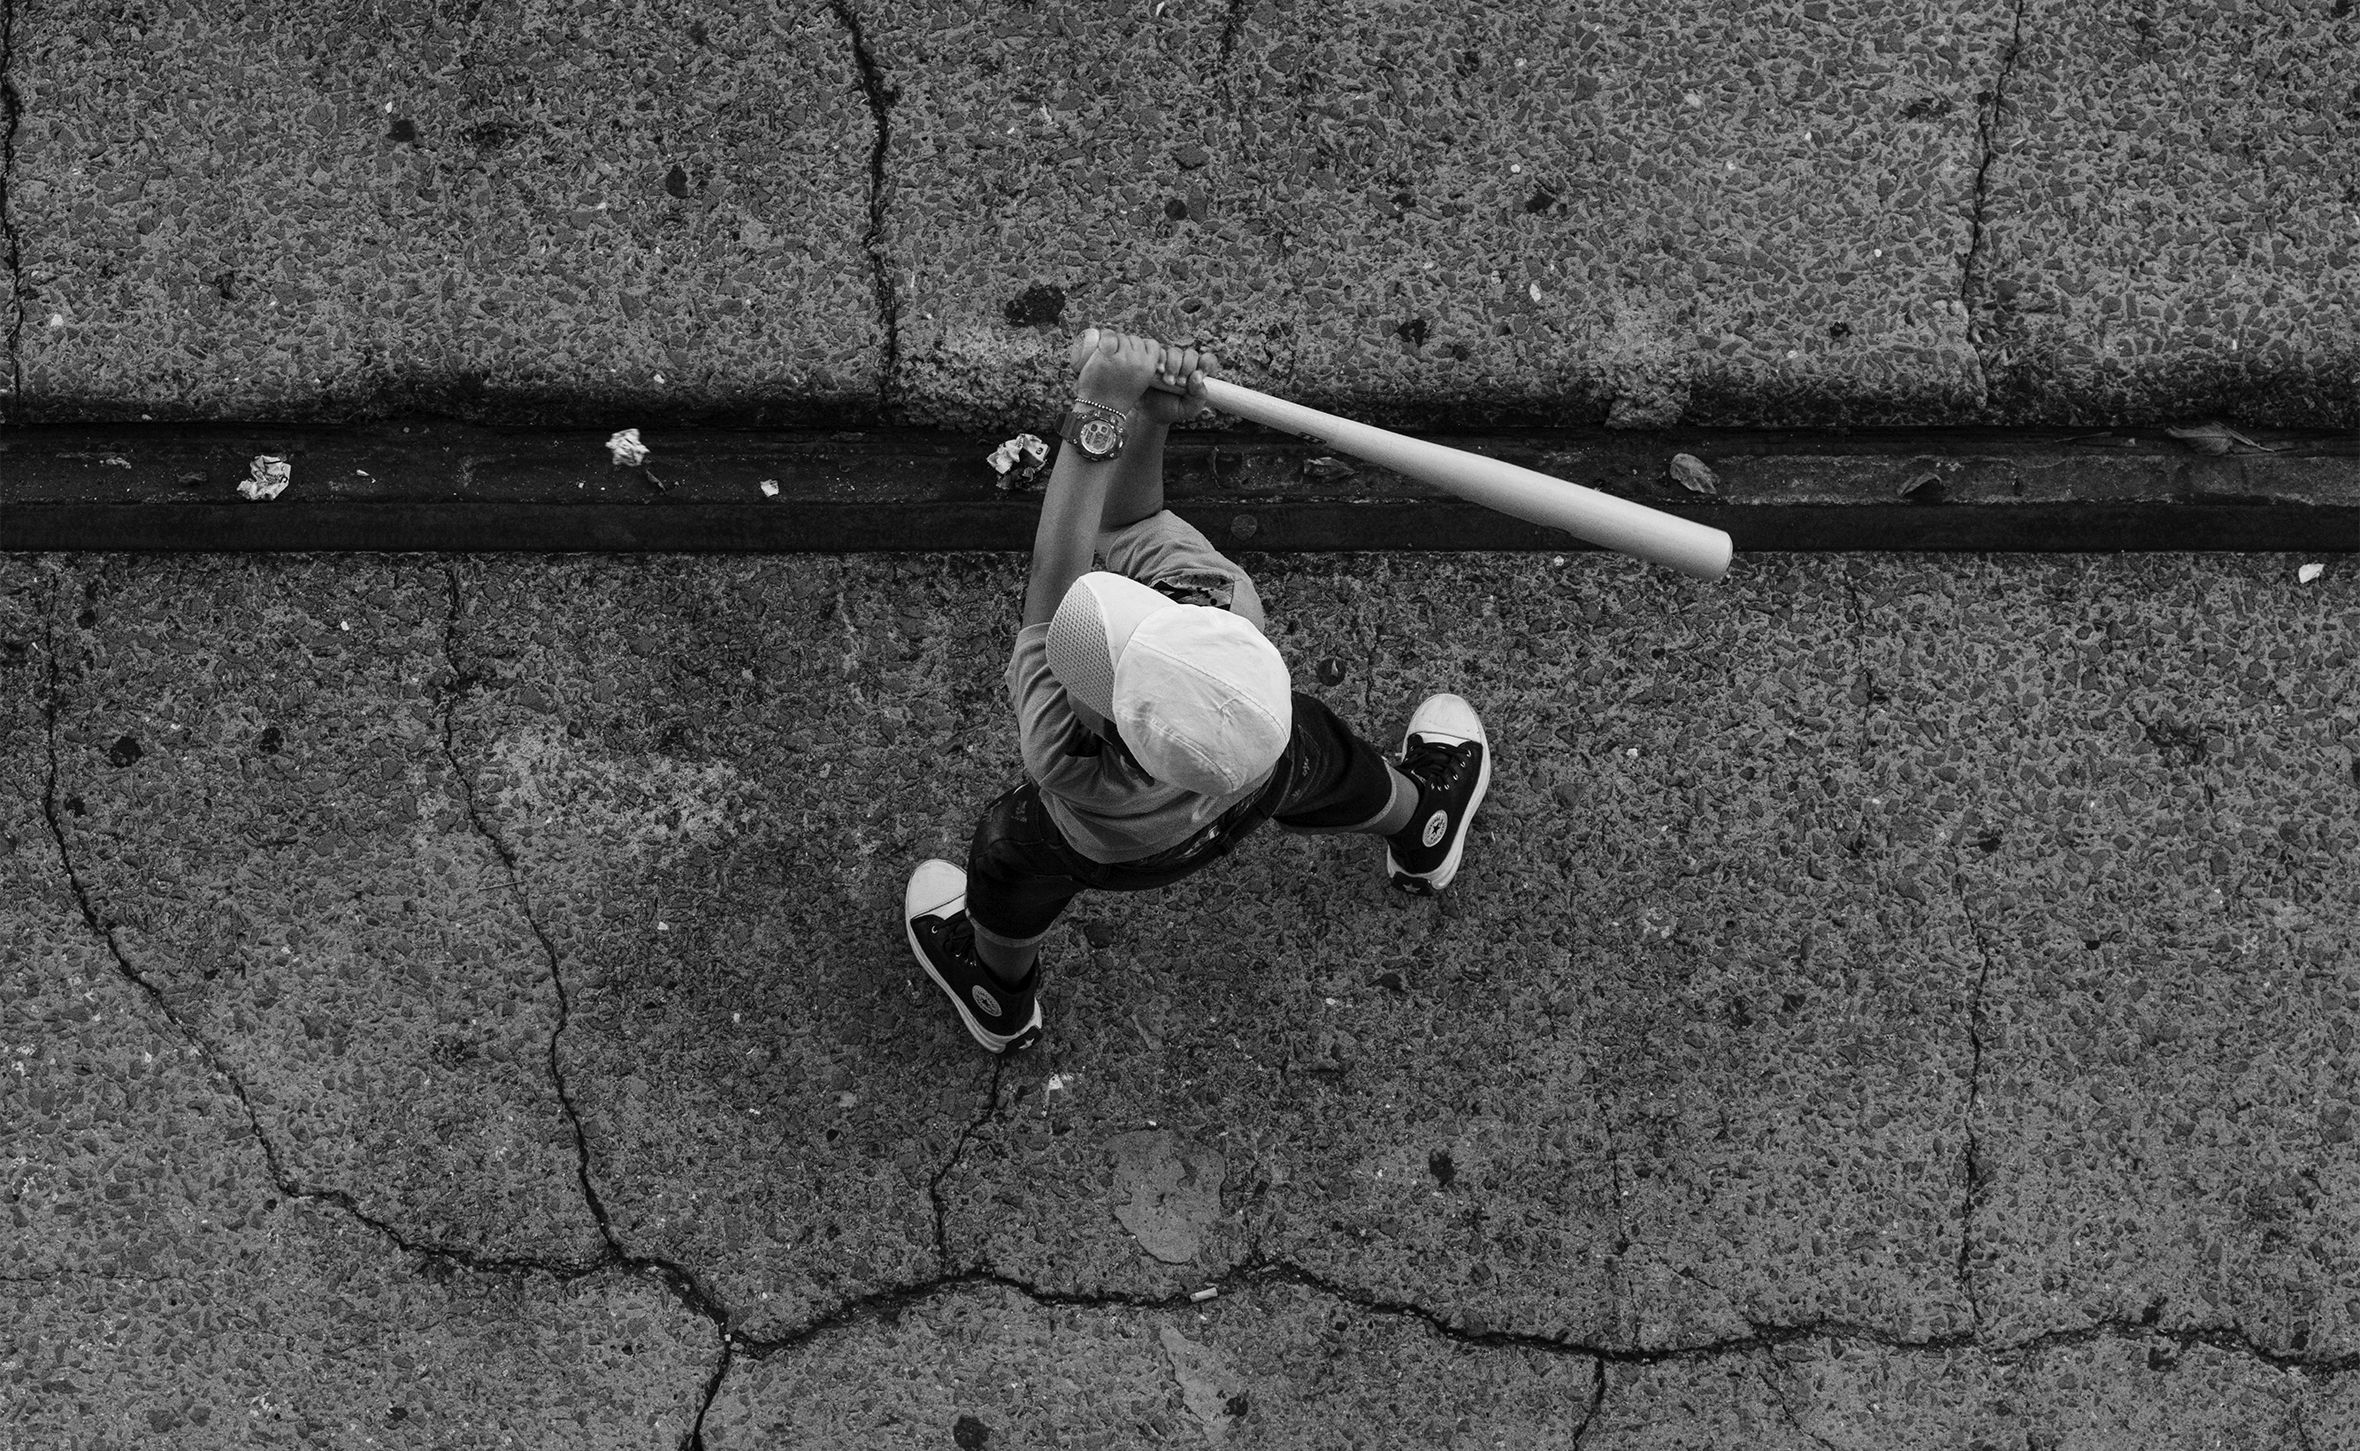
[
  {"x1": 1384, "y1": 694, "x2": 1490, "y2": 895},
  {"x1": 904, "y1": 859, "x2": 1043, "y2": 1054}
]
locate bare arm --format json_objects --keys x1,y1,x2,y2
[
  {"x1": 1021, "y1": 331, "x2": 1163, "y2": 628},
  {"x1": 1098, "y1": 337, "x2": 1215, "y2": 534},
  {"x1": 1097, "y1": 415, "x2": 1170, "y2": 535},
  {"x1": 1022, "y1": 433, "x2": 1126, "y2": 628}
]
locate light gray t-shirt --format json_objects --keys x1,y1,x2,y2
[{"x1": 1005, "y1": 509, "x2": 1276, "y2": 864}]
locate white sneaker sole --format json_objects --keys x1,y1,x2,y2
[
  {"x1": 1387, "y1": 694, "x2": 1490, "y2": 894},
  {"x1": 904, "y1": 858, "x2": 1041, "y2": 1054}
]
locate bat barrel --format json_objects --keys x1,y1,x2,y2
[{"x1": 1200, "y1": 378, "x2": 1733, "y2": 581}]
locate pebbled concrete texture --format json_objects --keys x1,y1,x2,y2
[
  {"x1": 441, "y1": 553, "x2": 1025, "y2": 1334},
  {"x1": 7, "y1": 0, "x2": 877, "y2": 423},
  {"x1": 6, "y1": 546, "x2": 2359, "y2": 1443},
  {"x1": 29, "y1": 555, "x2": 601, "y2": 1261},
  {"x1": 828, "y1": 0, "x2": 2009, "y2": 430},
  {"x1": 1970, "y1": 0, "x2": 2360, "y2": 425},
  {"x1": 701, "y1": 1278, "x2": 1599, "y2": 1449},
  {"x1": 1854, "y1": 556, "x2": 2360, "y2": 1353},
  {"x1": 1, "y1": 571, "x2": 716, "y2": 1447},
  {"x1": 7, "y1": 0, "x2": 2354, "y2": 429}
]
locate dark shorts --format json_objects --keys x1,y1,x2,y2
[{"x1": 964, "y1": 691, "x2": 1394, "y2": 944}]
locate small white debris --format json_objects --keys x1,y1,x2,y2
[
  {"x1": 656, "y1": 921, "x2": 669, "y2": 932},
  {"x1": 607, "y1": 428, "x2": 650, "y2": 466},
  {"x1": 47, "y1": 313, "x2": 65, "y2": 328},
  {"x1": 1528, "y1": 281, "x2": 1544, "y2": 303},
  {"x1": 1046, "y1": 1073, "x2": 1070, "y2": 1093},
  {"x1": 1552, "y1": 555, "x2": 1566, "y2": 566},
  {"x1": 1626, "y1": 746, "x2": 1640, "y2": 758},
  {"x1": 339, "y1": 620, "x2": 350, "y2": 632},
  {"x1": 1668, "y1": 453, "x2": 1720, "y2": 495},
  {"x1": 1190, "y1": 1287, "x2": 1219, "y2": 1303},
  {"x1": 988, "y1": 433, "x2": 1050, "y2": 489},
  {"x1": 238, "y1": 455, "x2": 291, "y2": 501},
  {"x1": 759, "y1": 479, "x2": 780, "y2": 498},
  {"x1": 101, "y1": 456, "x2": 131, "y2": 469},
  {"x1": 2299, "y1": 562, "x2": 2325, "y2": 584},
  {"x1": 1510, "y1": 163, "x2": 1522, "y2": 174},
  {"x1": 837, "y1": 1091, "x2": 858, "y2": 1108}
]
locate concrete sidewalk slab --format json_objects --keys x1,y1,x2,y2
[
  {"x1": 1972, "y1": 0, "x2": 2360, "y2": 422},
  {"x1": 7, "y1": 549, "x2": 2359, "y2": 1443},
  {"x1": 880, "y1": 0, "x2": 2002, "y2": 429},
  {"x1": 27, "y1": 555, "x2": 602, "y2": 1259},
  {"x1": 5, "y1": 2, "x2": 2352, "y2": 431},
  {"x1": 8, "y1": 0, "x2": 878, "y2": 422},
  {"x1": 441, "y1": 554, "x2": 1013, "y2": 1333},
  {"x1": 1854, "y1": 558, "x2": 2360, "y2": 1351},
  {"x1": 1, "y1": 598, "x2": 716, "y2": 1446}
]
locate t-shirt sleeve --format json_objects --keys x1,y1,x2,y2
[{"x1": 1094, "y1": 510, "x2": 1267, "y2": 631}]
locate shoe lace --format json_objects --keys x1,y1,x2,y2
[
  {"x1": 1401, "y1": 736, "x2": 1473, "y2": 793},
  {"x1": 940, "y1": 914, "x2": 981, "y2": 967}
]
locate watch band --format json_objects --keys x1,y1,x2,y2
[{"x1": 1060, "y1": 398, "x2": 1130, "y2": 462}]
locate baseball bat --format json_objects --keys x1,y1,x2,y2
[{"x1": 1077, "y1": 328, "x2": 1733, "y2": 581}]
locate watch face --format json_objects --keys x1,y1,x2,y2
[{"x1": 1079, "y1": 419, "x2": 1121, "y2": 455}]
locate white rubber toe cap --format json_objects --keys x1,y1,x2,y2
[
  {"x1": 1404, "y1": 692, "x2": 1485, "y2": 750},
  {"x1": 905, "y1": 858, "x2": 966, "y2": 920}
]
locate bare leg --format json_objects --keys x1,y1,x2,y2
[{"x1": 971, "y1": 920, "x2": 1042, "y2": 985}]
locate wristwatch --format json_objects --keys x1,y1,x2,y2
[{"x1": 1058, "y1": 399, "x2": 1130, "y2": 462}]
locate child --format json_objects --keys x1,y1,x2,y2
[{"x1": 904, "y1": 328, "x2": 1491, "y2": 1053}]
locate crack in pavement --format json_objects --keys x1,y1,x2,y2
[
  {"x1": 1584, "y1": 1038, "x2": 1637, "y2": 1346},
  {"x1": 1760, "y1": 1354, "x2": 1844, "y2": 1451},
  {"x1": 1217, "y1": 0, "x2": 1252, "y2": 70},
  {"x1": 34, "y1": 557, "x2": 2360, "y2": 1439},
  {"x1": 1949, "y1": 864, "x2": 1997, "y2": 1337},
  {"x1": 825, "y1": 0, "x2": 900, "y2": 422},
  {"x1": 925, "y1": 1058, "x2": 1009, "y2": 1266},
  {"x1": 1, "y1": 0, "x2": 25, "y2": 419},
  {"x1": 1958, "y1": 0, "x2": 2031, "y2": 409},
  {"x1": 1567, "y1": 1357, "x2": 1608, "y2": 1448},
  {"x1": 433, "y1": 561, "x2": 739, "y2": 1448},
  {"x1": 33, "y1": 566, "x2": 602, "y2": 1287},
  {"x1": 640, "y1": 1246, "x2": 2360, "y2": 1413}
]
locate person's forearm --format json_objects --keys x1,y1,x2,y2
[
  {"x1": 1022, "y1": 446, "x2": 1122, "y2": 627},
  {"x1": 1098, "y1": 416, "x2": 1169, "y2": 533}
]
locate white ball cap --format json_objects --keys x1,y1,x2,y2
[{"x1": 1048, "y1": 571, "x2": 1292, "y2": 796}]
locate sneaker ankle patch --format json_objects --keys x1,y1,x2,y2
[
  {"x1": 970, "y1": 983, "x2": 1002, "y2": 1018},
  {"x1": 1420, "y1": 809, "x2": 1449, "y2": 849}
]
